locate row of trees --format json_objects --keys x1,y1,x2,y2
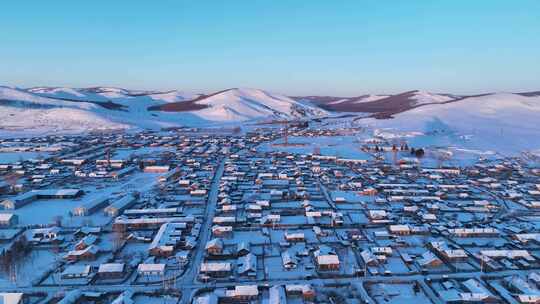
[
  {"x1": 410, "y1": 147, "x2": 425, "y2": 158},
  {"x1": 371, "y1": 144, "x2": 425, "y2": 158}
]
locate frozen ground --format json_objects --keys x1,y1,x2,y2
[
  {"x1": 258, "y1": 135, "x2": 372, "y2": 160},
  {"x1": 367, "y1": 282, "x2": 433, "y2": 304},
  {"x1": 0, "y1": 152, "x2": 51, "y2": 164},
  {"x1": 0, "y1": 249, "x2": 57, "y2": 288}
]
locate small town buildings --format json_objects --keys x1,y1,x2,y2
[
  {"x1": 190, "y1": 189, "x2": 207, "y2": 197},
  {"x1": 64, "y1": 245, "x2": 99, "y2": 262},
  {"x1": 74, "y1": 226, "x2": 102, "y2": 238},
  {"x1": 418, "y1": 251, "x2": 443, "y2": 268},
  {"x1": 205, "y1": 238, "x2": 224, "y2": 255},
  {"x1": 104, "y1": 194, "x2": 137, "y2": 217},
  {"x1": 237, "y1": 242, "x2": 251, "y2": 256},
  {"x1": 200, "y1": 262, "x2": 232, "y2": 277},
  {"x1": 97, "y1": 263, "x2": 125, "y2": 279},
  {"x1": 285, "y1": 284, "x2": 315, "y2": 300},
  {"x1": 1, "y1": 189, "x2": 83, "y2": 209},
  {"x1": 61, "y1": 265, "x2": 91, "y2": 279},
  {"x1": 284, "y1": 232, "x2": 305, "y2": 242},
  {"x1": 28, "y1": 227, "x2": 62, "y2": 244},
  {"x1": 0, "y1": 182, "x2": 10, "y2": 195},
  {"x1": 314, "y1": 246, "x2": 340, "y2": 271},
  {"x1": 72, "y1": 196, "x2": 109, "y2": 216},
  {"x1": 367, "y1": 210, "x2": 388, "y2": 221},
  {"x1": 158, "y1": 168, "x2": 181, "y2": 183},
  {"x1": 479, "y1": 250, "x2": 535, "y2": 262},
  {"x1": 448, "y1": 227, "x2": 499, "y2": 238},
  {"x1": 360, "y1": 250, "x2": 379, "y2": 266},
  {"x1": 269, "y1": 285, "x2": 287, "y2": 304},
  {"x1": 281, "y1": 251, "x2": 297, "y2": 269},
  {"x1": 75, "y1": 235, "x2": 98, "y2": 250},
  {"x1": 143, "y1": 165, "x2": 170, "y2": 173},
  {"x1": 221, "y1": 285, "x2": 259, "y2": 301},
  {"x1": 137, "y1": 263, "x2": 165, "y2": 276},
  {"x1": 193, "y1": 294, "x2": 218, "y2": 304},
  {"x1": 0, "y1": 293, "x2": 24, "y2": 304},
  {"x1": 0, "y1": 213, "x2": 18, "y2": 228},
  {"x1": 260, "y1": 214, "x2": 280, "y2": 226},
  {"x1": 123, "y1": 208, "x2": 181, "y2": 217},
  {"x1": 388, "y1": 224, "x2": 411, "y2": 235},
  {"x1": 113, "y1": 217, "x2": 193, "y2": 230},
  {"x1": 429, "y1": 242, "x2": 468, "y2": 261},
  {"x1": 514, "y1": 233, "x2": 540, "y2": 244},
  {"x1": 237, "y1": 253, "x2": 257, "y2": 276},
  {"x1": 148, "y1": 222, "x2": 184, "y2": 257},
  {"x1": 212, "y1": 225, "x2": 233, "y2": 237}
]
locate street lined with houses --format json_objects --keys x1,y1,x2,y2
[{"x1": 0, "y1": 124, "x2": 540, "y2": 303}]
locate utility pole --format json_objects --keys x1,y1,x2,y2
[
  {"x1": 106, "y1": 148, "x2": 111, "y2": 168},
  {"x1": 284, "y1": 121, "x2": 288, "y2": 146},
  {"x1": 364, "y1": 259, "x2": 367, "y2": 277},
  {"x1": 480, "y1": 254, "x2": 484, "y2": 272}
]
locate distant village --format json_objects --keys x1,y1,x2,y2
[{"x1": 0, "y1": 124, "x2": 539, "y2": 304}]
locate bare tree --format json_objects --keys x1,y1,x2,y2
[
  {"x1": 53, "y1": 215, "x2": 63, "y2": 227},
  {"x1": 434, "y1": 150, "x2": 453, "y2": 168},
  {"x1": 2, "y1": 173, "x2": 18, "y2": 192},
  {"x1": 112, "y1": 224, "x2": 127, "y2": 253}
]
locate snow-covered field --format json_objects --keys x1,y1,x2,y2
[
  {"x1": 0, "y1": 152, "x2": 51, "y2": 164},
  {"x1": 258, "y1": 135, "x2": 372, "y2": 160},
  {"x1": 0, "y1": 249, "x2": 57, "y2": 288}
]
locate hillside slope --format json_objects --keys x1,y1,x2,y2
[
  {"x1": 154, "y1": 88, "x2": 326, "y2": 122},
  {"x1": 295, "y1": 90, "x2": 461, "y2": 117},
  {"x1": 364, "y1": 92, "x2": 540, "y2": 154},
  {"x1": 0, "y1": 86, "x2": 128, "y2": 133},
  {"x1": 0, "y1": 86, "x2": 327, "y2": 134}
]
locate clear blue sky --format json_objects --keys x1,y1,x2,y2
[{"x1": 1, "y1": 1, "x2": 539, "y2": 96}]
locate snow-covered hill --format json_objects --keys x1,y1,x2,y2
[
  {"x1": 406, "y1": 90, "x2": 457, "y2": 106},
  {"x1": 0, "y1": 86, "x2": 128, "y2": 134},
  {"x1": 28, "y1": 86, "x2": 200, "y2": 105},
  {"x1": 370, "y1": 92, "x2": 540, "y2": 131},
  {"x1": 151, "y1": 88, "x2": 326, "y2": 122},
  {"x1": 295, "y1": 90, "x2": 460, "y2": 115},
  {"x1": 195, "y1": 88, "x2": 326, "y2": 121},
  {"x1": 324, "y1": 94, "x2": 391, "y2": 105},
  {"x1": 0, "y1": 86, "x2": 326, "y2": 135},
  {"x1": 364, "y1": 92, "x2": 540, "y2": 155}
]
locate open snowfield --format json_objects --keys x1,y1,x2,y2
[
  {"x1": 0, "y1": 152, "x2": 51, "y2": 164},
  {"x1": 258, "y1": 135, "x2": 373, "y2": 160},
  {"x1": 0, "y1": 249, "x2": 57, "y2": 288}
]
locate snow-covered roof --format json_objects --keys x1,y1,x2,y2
[
  {"x1": 0, "y1": 213, "x2": 15, "y2": 222},
  {"x1": 0, "y1": 293, "x2": 24, "y2": 304},
  {"x1": 200, "y1": 262, "x2": 231, "y2": 272},
  {"x1": 98, "y1": 263, "x2": 125, "y2": 273},
  {"x1": 137, "y1": 263, "x2": 165, "y2": 273}
]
